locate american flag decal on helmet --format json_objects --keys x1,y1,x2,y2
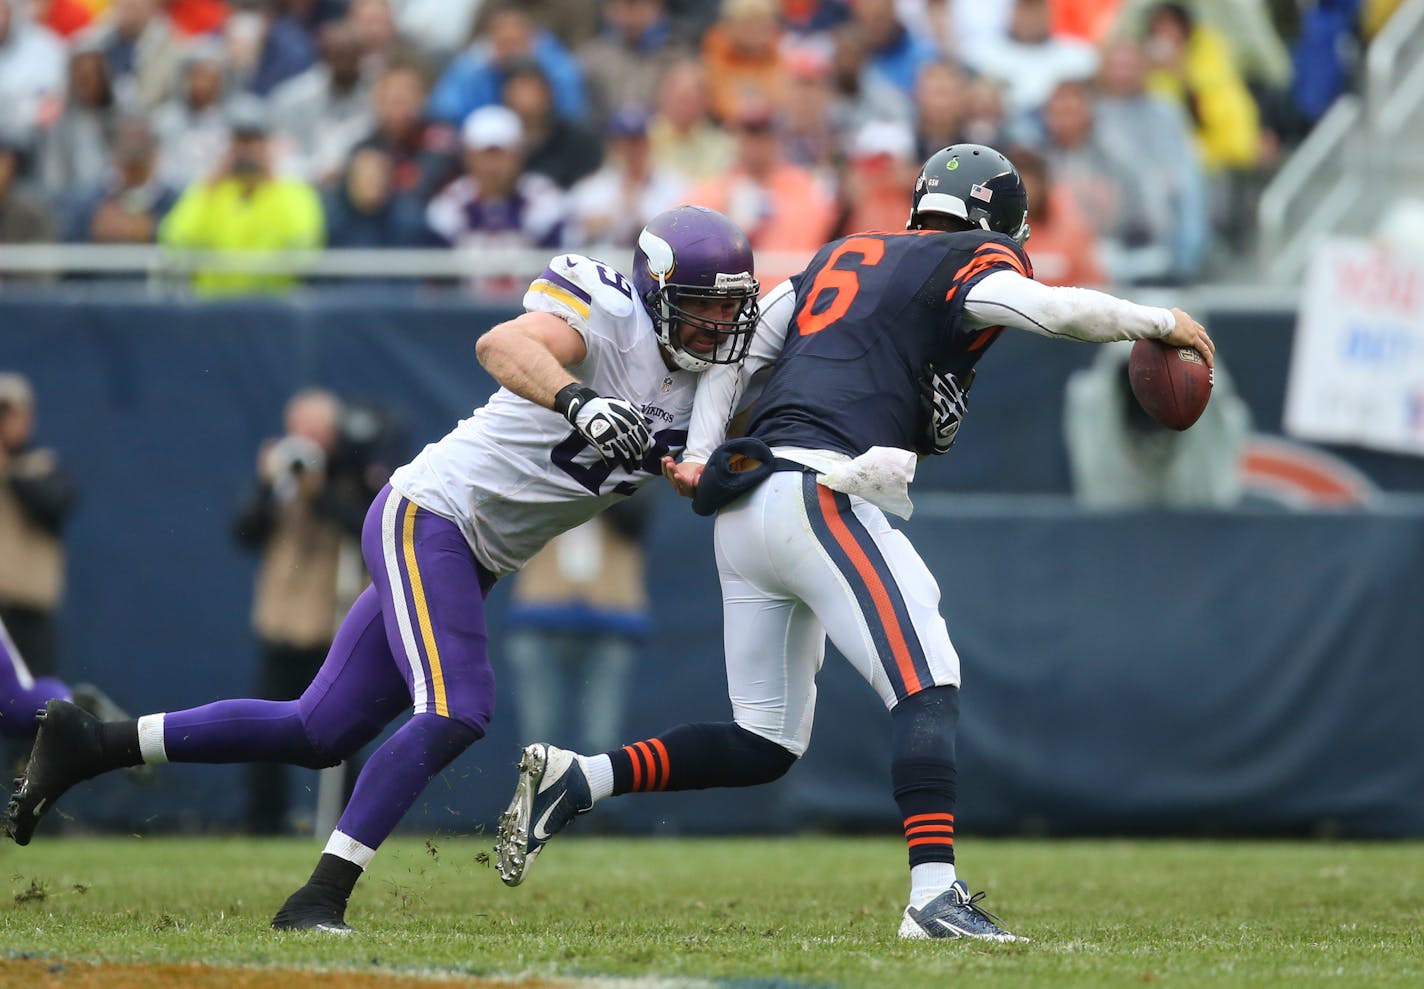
[{"x1": 970, "y1": 183, "x2": 993, "y2": 202}]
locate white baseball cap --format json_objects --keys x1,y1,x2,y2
[
  {"x1": 851, "y1": 119, "x2": 915, "y2": 161},
  {"x1": 462, "y1": 105, "x2": 523, "y2": 151}
]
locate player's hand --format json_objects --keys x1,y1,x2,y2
[
  {"x1": 554, "y1": 383, "x2": 654, "y2": 471},
  {"x1": 917, "y1": 366, "x2": 974, "y2": 456},
  {"x1": 1164, "y1": 308, "x2": 1215, "y2": 369},
  {"x1": 661, "y1": 455, "x2": 703, "y2": 498}
]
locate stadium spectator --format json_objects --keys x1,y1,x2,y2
[
  {"x1": 0, "y1": 139, "x2": 56, "y2": 246},
  {"x1": 37, "y1": 38, "x2": 117, "y2": 202},
  {"x1": 1093, "y1": 39, "x2": 1208, "y2": 283},
  {"x1": 389, "y1": 0, "x2": 482, "y2": 62},
  {"x1": 576, "y1": 0, "x2": 690, "y2": 128},
  {"x1": 701, "y1": 0, "x2": 783, "y2": 124},
  {"x1": 322, "y1": 145, "x2": 428, "y2": 249},
  {"x1": 349, "y1": 61, "x2": 456, "y2": 204},
  {"x1": 64, "y1": 114, "x2": 178, "y2": 244},
  {"x1": 824, "y1": 23, "x2": 914, "y2": 135},
  {"x1": 84, "y1": 0, "x2": 183, "y2": 110},
  {"x1": 777, "y1": 47, "x2": 839, "y2": 178},
  {"x1": 501, "y1": 58, "x2": 601, "y2": 190},
  {"x1": 0, "y1": 0, "x2": 67, "y2": 158},
  {"x1": 961, "y1": 0, "x2": 1099, "y2": 118},
  {"x1": 503, "y1": 498, "x2": 653, "y2": 766},
  {"x1": 158, "y1": 95, "x2": 326, "y2": 295},
  {"x1": 685, "y1": 101, "x2": 837, "y2": 285},
  {"x1": 38, "y1": 0, "x2": 96, "y2": 38},
  {"x1": 849, "y1": 0, "x2": 940, "y2": 97},
  {"x1": 225, "y1": 0, "x2": 319, "y2": 97},
  {"x1": 897, "y1": 0, "x2": 1016, "y2": 55},
  {"x1": 912, "y1": 59, "x2": 971, "y2": 161},
  {"x1": 646, "y1": 58, "x2": 734, "y2": 184},
  {"x1": 1142, "y1": 2, "x2": 1261, "y2": 171},
  {"x1": 166, "y1": 0, "x2": 231, "y2": 37},
  {"x1": 469, "y1": 0, "x2": 603, "y2": 50},
  {"x1": 962, "y1": 75, "x2": 1010, "y2": 147},
  {"x1": 1065, "y1": 342, "x2": 1249, "y2": 508},
  {"x1": 269, "y1": 18, "x2": 375, "y2": 185},
  {"x1": 564, "y1": 106, "x2": 686, "y2": 248},
  {"x1": 424, "y1": 105, "x2": 566, "y2": 295},
  {"x1": 346, "y1": 0, "x2": 428, "y2": 77},
  {"x1": 1052, "y1": 0, "x2": 1125, "y2": 42},
  {"x1": 1011, "y1": 144, "x2": 1104, "y2": 286},
  {"x1": 0, "y1": 373, "x2": 76, "y2": 682},
  {"x1": 152, "y1": 39, "x2": 231, "y2": 189},
  {"x1": 427, "y1": 4, "x2": 587, "y2": 127},
  {"x1": 779, "y1": 0, "x2": 851, "y2": 39},
  {"x1": 835, "y1": 118, "x2": 919, "y2": 237},
  {"x1": 232, "y1": 388, "x2": 360, "y2": 834}
]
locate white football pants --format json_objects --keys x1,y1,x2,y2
[{"x1": 714, "y1": 470, "x2": 961, "y2": 757}]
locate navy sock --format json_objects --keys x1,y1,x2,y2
[
  {"x1": 891, "y1": 686, "x2": 960, "y2": 866},
  {"x1": 604, "y1": 722, "x2": 796, "y2": 794}
]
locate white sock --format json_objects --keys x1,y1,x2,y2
[
  {"x1": 909, "y1": 862, "x2": 958, "y2": 909},
  {"x1": 137, "y1": 713, "x2": 168, "y2": 764},
  {"x1": 579, "y1": 753, "x2": 614, "y2": 803}
]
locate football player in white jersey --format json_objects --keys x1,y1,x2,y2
[{"x1": 3, "y1": 206, "x2": 760, "y2": 933}]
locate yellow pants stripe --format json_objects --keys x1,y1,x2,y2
[{"x1": 402, "y1": 500, "x2": 449, "y2": 717}]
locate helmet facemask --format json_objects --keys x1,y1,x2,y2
[{"x1": 637, "y1": 224, "x2": 760, "y2": 373}]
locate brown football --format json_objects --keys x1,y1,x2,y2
[{"x1": 1128, "y1": 339, "x2": 1213, "y2": 431}]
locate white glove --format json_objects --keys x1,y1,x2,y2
[
  {"x1": 919, "y1": 367, "x2": 974, "y2": 456},
  {"x1": 555, "y1": 384, "x2": 652, "y2": 471}
]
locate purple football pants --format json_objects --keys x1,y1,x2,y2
[
  {"x1": 0, "y1": 621, "x2": 70, "y2": 739},
  {"x1": 160, "y1": 485, "x2": 497, "y2": 850}
]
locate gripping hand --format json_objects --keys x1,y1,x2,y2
[
  {"x1": 555, "y1": 383, "x2": 652, "y2": 471},
  {"x1": 918, "y1": 367, "x2": 974, "y2": 456}
]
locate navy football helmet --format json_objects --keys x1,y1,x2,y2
[
  {"x1": 908, "y1": 144, "x2": 1030, "y2": 245},
  {"x1": 633, "y1": 206, "x2": 760, "y2": 373}
]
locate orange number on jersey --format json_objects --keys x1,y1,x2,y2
[{"x1": 796, "y1": 236, "x2": 887, "y2": 335}]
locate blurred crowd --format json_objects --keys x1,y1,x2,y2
[{"x1": 0, "y1": 0, "x2": 1408, "y2": 293}]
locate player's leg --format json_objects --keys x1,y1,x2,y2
[
  {"x1": 273, "y1": 485, "x2": 498, "y2": 931},
  {"x1": 496, "y1": 474, "x2": 815, "y2": 885},
  {"x1": 3, "y1": 487, "x2": 417, "y2": 847},
  {"x1": 2, "y1": 582, "x2": 408, "y2": 847},
  {"x1": 791, "y1": 477, "x2": 1018, "y2": 941},
  {"x1": 0, "y1": 618, "x2": 71, "y2": 739}
]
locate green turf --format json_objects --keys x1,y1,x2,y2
[{"x1": 2, "y1": 835, "x2": 1422, "y2": 988}]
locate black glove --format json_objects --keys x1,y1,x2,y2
[
  {"x1": 917, "y1": 366, "x2": 974, "y2": 456},
  {"x1": 554, "y1": 383, "x2": 652, "y2": 471}
]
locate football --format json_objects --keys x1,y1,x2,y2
[{"x1": 1127, "y1": 338, "x2": 1213, "y2": 431}]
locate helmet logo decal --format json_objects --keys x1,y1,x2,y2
[
  {"x1": 946, "y1": 158, "x2": 959, "y2": 171},
  {"x1": 970, "y1": 183, "x2": 993, "y2": 202},
  {"x1": 637, "y1": 229, "x2": 676, "y2": 285}
]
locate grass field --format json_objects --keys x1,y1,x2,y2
[{"x1": 2, "y1": 835, "x2": 1422, "y2": 988}]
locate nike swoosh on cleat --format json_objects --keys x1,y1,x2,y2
[
  {"x1": 532, "y1": 796, "x2": 566, "y2": 841},
  {"x1": 32, "y1": 799, "x2": 47, "y2": 816}
]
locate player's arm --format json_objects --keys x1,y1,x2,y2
[
  {"x1": 964, "y1": 270, "x2": 1215, "y2": 367},
  {"x1": 476, "y1": 311, "x2": 650, "y2": 470},
  {"x1": 664, "y1": 279, "x2": 797, "y2": 495},
  {"x1": 475, "y1": 310, "x2": 587, "y2": 408}
]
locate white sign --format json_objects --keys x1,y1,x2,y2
[{"x1": 1285, "y1": 238, "x2": 1424, "y2": 457}]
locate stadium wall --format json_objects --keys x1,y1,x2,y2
[{"x1": 1, "y1": 294, "x2": 1421, "y2": 838}]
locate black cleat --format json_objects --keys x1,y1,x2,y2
[
  {"x1": 3, "y1": 700, "x2": 106, "y2": 846},
  {"x1": 271, "y1": 884, "x2": 355, "y2": 934},
  {"x1": 68, "y1": 683, "x2": 154, "y2": 784}
]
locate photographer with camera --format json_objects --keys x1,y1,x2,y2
[
  {"x1": 233, "y1": 388, "x2": 384, "y2": 835},
  {"x1": 0, "y1": 374, "x2": 76, "y2": 683}
]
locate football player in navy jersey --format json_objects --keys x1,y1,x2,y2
[
  {"x1": 3, "y1": 207, "x2": 760, "y2": 933},
  {"x1": 497, "y1": 145, "x2": 1214, "y2": 942}
]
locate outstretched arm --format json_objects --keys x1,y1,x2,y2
[{"x1": 964, "y1": 270, "x2": 1215, "y2": 366}]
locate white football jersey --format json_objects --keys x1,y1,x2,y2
[{"x1": 390, "y1": 254, "x2": 696, "y2": 576}]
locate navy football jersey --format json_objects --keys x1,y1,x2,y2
[{"x1": 748, "y1": 229, "x2": 1033, "y2": 457}]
